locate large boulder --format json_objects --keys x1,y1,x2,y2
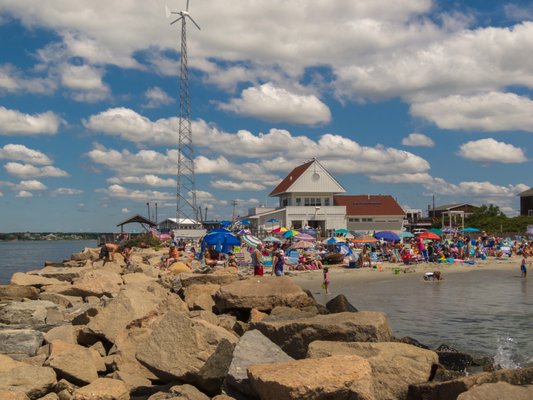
[
  {"x1": 182, "y1": 283, "x2": 219, "y2": 311},
  {"x1": 0, "y1": 300, "x2": 62, "y2": 331},
  {"x1": 85, "y1": 282, "x2": 187, "y2": 343},
  {"x1": 251, "y1": 311, "x2": 393, "y2": 358},
  {"x1": 45, "y1": 340, "x2": 103, "y2": 386},
  {"x1": 0, "y1": 354, "x2": 57, "y2": 399},
  {"x1": 63, "y1": 269, "x2": 123, "y2": 298},
  {"x1": 0, "y1": 285, "x2": 39, "y2": 301},
  {"x1": 136, "y1": 310, "x2": 238, "y2": 382},
  {"x1": 0, "y1": 391, "x2": 30, "y2": 400},
  {"x1": 0, "y1": 329, "x2": 44, "y2": 358},
  {"x1": 248, "y1": 355, "x2": 374, "y2": 399},
  {"x1": 26, "y1": 266, "x2": 89, "y2": 282},
  {"x1": 194, "y1": 339, "x2": 235, "y2": 396},
  {"x1": 10, "y1": 273, "x2": 64, "y2": 287},
  {"x1": 72, "y1": 378, "x2": 129, "y2": 400},
  {"x1": 307, "y1": 341, "x2": 438, "y2": 400},
  {"x1": 44, "y1": 325, "x2": 76, "y2": 345},
  {"x1": 408, "y1": 366, "x2": 533, "y2": 400},
  {"x1": 436, "y1": 344, "x2": 474, "y2": 371},
  {"x1": 457, "y1": 382, "x2": 533, "y2": 400},
  {"x1": 38, "y1": 292, "x2": 83, "y2": 308},
  {"x1": 325, "y1": 294, "x2": 358, "y2": 313},
  {"x1": 214, "y1": 276, "x2": 315, "y2": 313},
  {"x1": 225, "y1": 329, "x2": 293, "y2": 399},
  {"x1": 179, "y1": 272, "x2": 239, "y2": 287}
]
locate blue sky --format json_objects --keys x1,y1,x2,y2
[{"x1": 1, "y1": 0, "x2": 532, "y2": 232}]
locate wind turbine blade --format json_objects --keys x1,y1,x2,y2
[
  {"x1": 165, "y1": 4, "x2": 171, "y2": 18},
  {"x1": 187, "y1": 15, "x2": 201, "y2": 30},
  {"x1": 170, "y1": 17, "x2": 182, "y2": 25}
]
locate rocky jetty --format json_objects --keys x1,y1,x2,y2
[{"x1": 1, "y1": 245, "x2": 532, "y2": 399}]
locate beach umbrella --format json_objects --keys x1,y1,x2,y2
[
  {"x1": 241, "y1": 234, "x2": 262, "y2": 248},
  {"x1": 219, "y1": 220, "x2": 232, "y2": 228},
  {"x1": 294, "y1": 233, "x2": 316, "y2": 241},
  {"x1": 352, "y1": 237, "x2": 378, "y2": 243},
  {"x1": 266, "y1": 218, "x2": 279, "y2": 223},
  {"x1": 159, "y1": 233, "x2": 172, "y2": 239},
  {"x1": 301, "y1": 228, "x2": 317, "y2": 236},
  {"x1": 333, "y1": 228, "x2": 350, "y2": 235},
  {"x1": 203, "y1": 231, "x2": 240, "y2": 253},
  {"x1": 429, "y1": 228, "x2": 443, "y2": 236},
  {"x1": 282, "y1": 229, "x2": 300, "y2": 238},
  {"x1": 417, "y1": 231, "x2": 441, "y2": 240},
  {"x1": 399, "y1": 232, "x2": 414, "y2": 238},
  {"x1": 324, "y1": 236, "x2": 345, "y2": 245},
  {"x1": 272, "y1": 227, "x2": 288, "y2": 233},
  {"x1": 263, "y1": 236, "x2": 282, "y2": 243},
  {"x1": 374, "y1": 231, "x2": 400, "y2": 242},
  {"x1": 236, "y1": 219, "x2": 251, "y2": 226},
  {"x1": 461, "y1": 227, "x2": 480, "y2": 232}
]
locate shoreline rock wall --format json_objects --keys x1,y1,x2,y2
[{"x1": 0, "y1": 246, "x2": 531, "y2": 399}]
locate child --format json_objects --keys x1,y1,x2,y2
[
  {"x1": 323, "y1": 266, "x2": 330, "y2": 294},
  {"x1": 520, "y1": 254, "x2": 529, "y2": 278}
]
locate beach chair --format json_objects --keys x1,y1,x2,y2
[
  {"x1": 369, "y1": 252, "x2": 380, "y2": 265},
  {"x1": 234, "y1": 252, "x2": 248, "y2": 267}
]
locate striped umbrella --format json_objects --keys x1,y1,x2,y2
[
  {"x1": 282, "y1": 229, "x2": 300, "y2": 238},
  {"x1": 241, "y1": 234, "x2": 262, "y2": 248},
  {"x1": 272, "y1": 227, "x2": 288, "y2": 233}
]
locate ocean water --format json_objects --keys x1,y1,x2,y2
[
  {"x1": 0, "y1": 240, "x2": 97, "y2": 284},
  {"x1": 295, "y1": 267, "x2": 533, "y2": 368}
]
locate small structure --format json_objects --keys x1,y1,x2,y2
[
  {"x1": 158, "y1": 217, "x2": 206, "y2": 238},
  {"x1": 335, "y1": 195, "x2": 405, "y2": 232},
  {"x1": 116, "y1": 214, "x2": 157, "y2": 233},
  {"x1": 519, "y1": 188, "x2": 533, "y2": 216},
  {"x1": 429, "y1": 203, "x2": 478, "y2": 219}
]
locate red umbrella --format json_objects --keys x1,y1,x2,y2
[{"x1": 417, "y1": 231, "x2": 441, "y2": 240}]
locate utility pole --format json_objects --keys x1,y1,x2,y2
[
  {"x1": 146, "y1": 202, "x2": 151, "y2": 220},
  {"x1": 231, "y1": 200, "x2": 238, "y2": 222}
]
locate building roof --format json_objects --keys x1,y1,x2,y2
[
  {"x1": 334, "y1": 195, "x2": 405, "y2": 216},
  {"x1": 270, "y1": 160, "x2": 314, "y2": 196},
  {"x1": 269, "y1": 159, "x2": 345, "y2": 196},
  {"x1": 519, "y1": 188, "x2": 533, "y2": 197},
  {"x1": 160, "y1": 217, "x2": 199, "y2": 225},
  {"x1": 430, "y1": 203, "x2": 477, "y2": 212},
  {"x1": 116, "y1": 214, "x2": 157, "y2": 227}
]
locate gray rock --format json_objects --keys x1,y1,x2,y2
[
  {"x1": 0, "y1": 354, "x2": 57, "y2": 400},
  {"x1": 251, "y1": 311, "x2": 393, "y2": 358},
  {"x1": 225, "y1": 330, "x2": 293, "y2": 399},
  {"x1": 0, "y1": 285, "x2": 39, "y2": 301},
  {"x1": 136, "y1": 310, "x2": 238, "y2": 382},
  {"x1": 0, "y1": 300, "x2": 61, "y2": 331},
  {"x1": 214, "y1": 276, "x2": 315, "y2": 313},
  {"x1": 325, "y1": 294, "x2": 358, "y2": 313},
  {"x1": 0, "y1": 329, "x2": 44, "y2": 358},
  {"x1": 194, "y1": 339, "x2": 235, "y2": 396}
]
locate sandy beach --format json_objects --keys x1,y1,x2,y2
[{"x1": 289, "y1": 257, "x2": 519, "y2": 288}]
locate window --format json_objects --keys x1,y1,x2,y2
[
  {"x1": 529, "y1": 210, "x2": 533, "y2": 216},
  {"x1": 296, "y1": 198, "x2": 301, "y2": 206},
  {"x1": 324, "y1": 198, "x2": 330, "y2": 206},
  {"x1": 362, "y1": 218, "x2": 373, "y2": 222},
  {"x1": 282, "y1": 198, "x2": 288, "y2": 207}
]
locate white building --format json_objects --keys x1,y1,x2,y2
[{"x1": 248, "y1": 159, "x2": 405, "y2": 235}]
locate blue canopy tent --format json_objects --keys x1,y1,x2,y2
[
  {"x1": 374, "y1": 231, "x2": 401, "y2": 242},
  {"x1": 201, "y1": 230, "x2": 241, "y2": 255}
]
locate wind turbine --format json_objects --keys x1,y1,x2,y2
[{"x1": 166, "y1": 0, "x2": 201, "y2": 229}]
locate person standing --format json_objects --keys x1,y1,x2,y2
[
  {"x1": 272, "y1": 249, "x2": 285, "y2": 276},
  {"x1": 520, "y1": 254, "x2": 530, "y2": 278},
  {"x1": 323, "y1": 266, "x2": 330, "y2": 294},
  {"x1": 252, "y1": 244, "x2": 264, "y2": 276}
]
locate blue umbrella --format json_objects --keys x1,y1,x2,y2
[
  {"x1": 237, "y1": 219, "x2": 251, "y2": 226},
  {"x1": 461, "y1": 227, "x2": 480, "y2": 232},
  {"x1": 374, "y1": 231, "x2": 401, "y2": 242},
  {"x1": 266, "y1": 218, "x2": 279, "y2": 223},
  {"x1": 301, "y1": 228, "x2": 317, "y2": 236},
  {"x1": 202, "y1": 231, "x2": 240, "y2": 253},
  {"x1": 219, "y1": 220, "x2": 232, "y2": 228}
]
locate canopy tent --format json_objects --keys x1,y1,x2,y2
[
  {"x1": 333, "y1": 228, "x2": 350, "y2": 235},
  {"x1": 116, "y1": 214, "x2": 157, "y2": 233}
]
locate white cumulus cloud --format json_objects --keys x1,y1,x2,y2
[
  {"x1": 16, "y1": 190, "x2": 33, "y2": 198},
  {"x1": 0, "y1": 144, "x2": 52, "y2": 164},
  {"x1": 218, "y1": 83, "x2": 331, "y2": 125},
  {"x1": 457, "y1": 138, "x2": 527, "y2": 163},
  {"x1": 0, "y1": 107, "x2": 62, "y2": 135},
  {"x1": 107, "y1": 175, "x2": 176, "y2": 187},
  {"x1": 16, "y1": 180, "x2": 47, "y2": 191},
  {"x1": 211, "y1": 180, "x2": 266, "y2": 191},
  {"x1": 52, "y1": 188, "x2": 83, "y2": 195},
  {"x1": 5, "y1": 162, "x2": 69, "y2": 178},
  {"x1": 143, "y1": 86, "x2": 174, "y2": 108},
  {"x1": 402, "y1": 133, "x2": 434, "y2": 147}
]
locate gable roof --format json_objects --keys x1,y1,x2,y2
[
  {"x1": 269, "y1": 159, "x2": 345, "y2": 196},
  {"x1": 430, "y1": 203, "x2": 478, "y2": 212},
  {"x1": 519, "y1": 188, "x2": 533, "y2": 197},
  {"x1": 116, "y1": 214, "x2": 157, "y2": 227},
  {"x1": 270, "y1": 160, "x2": 314, "y2": 196},
  {"x1": 334, "y1": 195, "x2": 405, "y2": 216}
]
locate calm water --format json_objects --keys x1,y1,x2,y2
[
  {"x1": 0, "y1": 240, "x2": 97, "y2": 284},
  {"x1": 295, "y1": 267, "x2": 533, "y2": 368}
]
